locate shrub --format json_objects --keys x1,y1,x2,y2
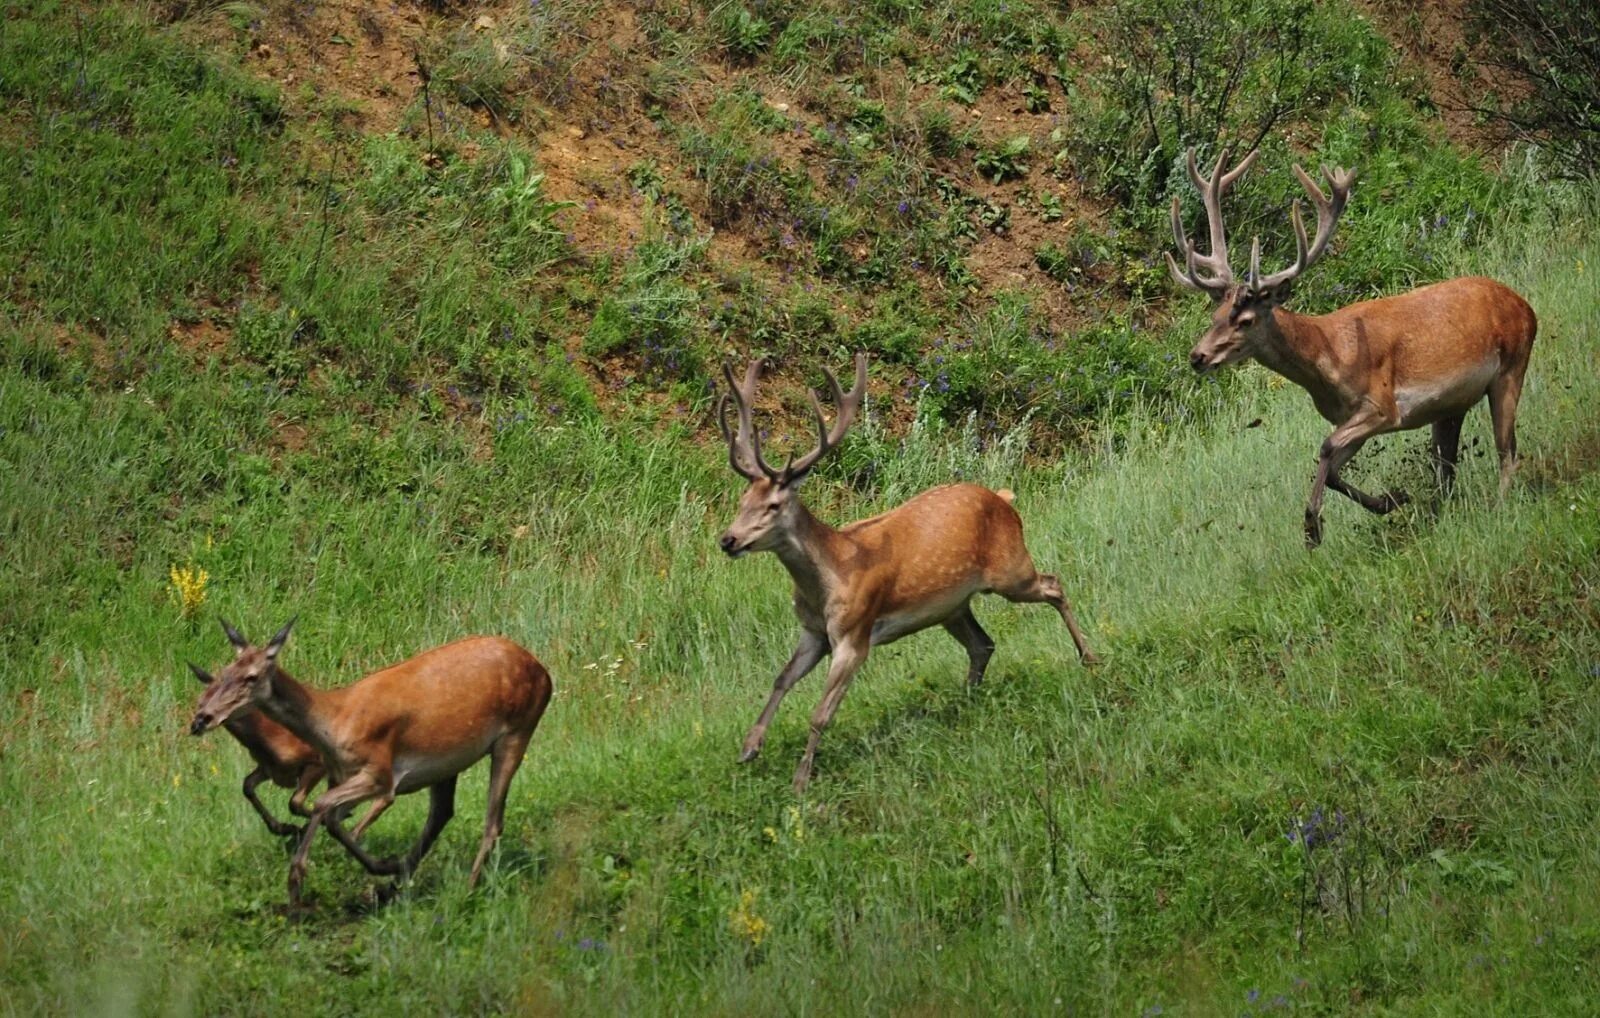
[{"x1": 1464, "y1": 0, "x2": 1600, "y2": 177}]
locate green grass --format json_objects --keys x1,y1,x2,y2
[
  {"x1": 5, "y1": 183, "x2": 1599, "y2": 1015},
  {"x1": 4, "y1": 1, "x2": 1600, "y2": 1015}
]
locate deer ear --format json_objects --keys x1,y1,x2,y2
[
  {"x1": 264, "y1": 616, "x2": 297, "y2": 660},
  {"x1": 219, "y1": 617, "x2": 248, "y2": 651},
  {"x1": 188, "y1": 662, "x2": 214, "y2": 686}
]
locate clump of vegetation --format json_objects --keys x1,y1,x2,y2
[{"x1": 1464, "y1": 0, "x2": 1600, "y2": 177}]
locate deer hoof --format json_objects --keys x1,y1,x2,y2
[
  {"x1": 1304, "y1": 516, "x2": 1323, "y2": 549},
  {"x1": 1382, "y1": 489, "x2": 1411, "y2": 512},
  {"x1": 738, "y1": 744, "x2": 761, "y2": 764},
  {"x1": 1081, "y1": 651, "x2": 1102, "y2": 667}
]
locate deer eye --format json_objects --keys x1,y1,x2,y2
[{"x1": 1235, "y1": 311, "x2": 1256, "y2": 327}]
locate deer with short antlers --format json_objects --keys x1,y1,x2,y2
[
  {"x1": 1167, "y1": 147, "x2": 1536, "y2": 547},
  {"x1": 187, "y1": 619, "x2": 324, "y2": 839},
  {"x1": 717, "y1": 354, "x2": 1097, "y2": 793},
  {"x1": 189, "y1": 621, "x2": 552, "y2": 907}
]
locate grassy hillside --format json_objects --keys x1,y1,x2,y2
[{"x1": 3, "y1": 1, "x2": 1598, "y2": 1015}]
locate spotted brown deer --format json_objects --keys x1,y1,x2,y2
[
  {"x1": 190, "y1": 621, "x2": 552, "y2": 906},
  {"x1": 717, "y1": 354, "x2": 1097, "y2": 792},
  {"x1": 1166, "y1": 147, "x2": 1537, "y2": 547},
  {"x1": 187, "y1": 619, "x2": 323, "y2": 838}
]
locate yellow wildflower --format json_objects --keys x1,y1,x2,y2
[
  {"x1": 169, "y1": 564, "x2": 209, "y2": 618},
  {"x1": 785, "y1": 804, "x2": 805, "y2": 842},
  {"x1": 729, "y1": 888, "x2": 770, "y2": 947}
]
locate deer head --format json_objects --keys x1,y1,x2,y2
[
  {"x1": 1167, "y1": 146, "x2": 1355, "y2": 371},
  {"x1": 716, "y1": 354, "x2": 868, "y2": 558},
  {"x1": 189, "y1": 616, "x2": 296, "y2": 734}
]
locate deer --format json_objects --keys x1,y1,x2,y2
[
  {"x1": 189, "y1": 619, "x2": 553, "y2": 907},
  {"x1": 716, "y1": 353, "x2": 1097, "y2": 793},
  {"x1": 1166, "y1": 146, "x2": 1537, "y2": 548},
  {"x1": 187, "y1": 619, "x2": 324, "y2": 839}
]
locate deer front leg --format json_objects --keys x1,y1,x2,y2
[
  {"x1": 741, "y1": 629, "x2": 827, "y2": 763},
  {"x1": 289, "y1": 771, "x2": 389, "y2": 906},
  {"x1": 792, "y1": 630, "x2": 869, "y2": 794},
  {"x1": 1306, "y1": 408, "x2": 1396, "y2": 548},
  {"x1": 242, "y1": 765, "x2": 299, "y2": 838},
  {"x1": 287, "y1": 765, "x2": 322, "y2": 819},
  {"x1": 323, "y1": 816, "x2": 405, "y2": 876}
]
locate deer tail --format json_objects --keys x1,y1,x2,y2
[{"x1": 996, "y1": 488, "x2": 1016, "y2": 505}]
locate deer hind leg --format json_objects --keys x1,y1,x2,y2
[
  {"x1": 469, "y1": 736, "x2": 530, "y2": 889},
  {"x1": 741, "y1": 629, "x2": 828, "y2": 763},
  {"x1": 1430, "y1": 413, "x2": 1465, "y2": 499},
  {"x1": 793, "y1": 631, "x2": 869, "y2": 794},
  {"x1": 942, "y1": 603, "x2": 995, "y2": 686},
  {"x1": 997, "y1": 573, "x2": 1098, "y2": 665},
  {"x1": 242, "y1": 765, "x2": 300, "y2": 838},
  {"x1": 1488, "y1": 370, "x2": 1526, "y2": 497}
]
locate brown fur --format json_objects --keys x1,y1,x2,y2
[
  {"x1": 1192, "y1": 275, "x2": 1537, "y2": 546},
  {"x1": 191, "y1": 631, "x2": 553, "y2": 906},
  {"x1": 723, "y1": 479, "x2": 1097, "y2": 792}
]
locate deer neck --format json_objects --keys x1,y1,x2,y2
[
  {"x1": 771, "y1": 500, "x2": 844, "y2": 603},
  {"x1": 222, "y1": 713, "x2": 283, "y2": 768},
  {"x1": 259, "y1": 669, "x2": 342, "y2": 765},
  {"x1": 1252, "y1": 308, "x2": 1350, "y2": 409}
]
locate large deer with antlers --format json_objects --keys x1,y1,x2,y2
[
  {"x1": 190, "y1": 621, "x2": 552, "y2": 907},
  {"x1": 717, "y1": 354, "x2": 1097, "y2": 793},
  {"x1": 187, "y1": 619, "x2": 323, "y2": 838},
  {"x1": 1167, "y1": 147, "x2": 1536, "y2": 547}
]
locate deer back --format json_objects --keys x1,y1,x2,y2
[
  {"x1": 332, "y1": 636, "x2": 552, "y2": 758},
  {"x1": 836, "y1": 483, "x2": 1032, "y2": 612}
]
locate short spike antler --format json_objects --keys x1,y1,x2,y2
[
  {"x1": 1166, "y1": 146, "x2": 1258, "y2": 299},
  {"x1": 1250, "y1": 163, "x2": 1356, "y2": 293}
]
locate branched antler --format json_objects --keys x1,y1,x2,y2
[
  {"x1": 719, "y1": 360, "x2": 780, "y2": 481},
  {"x1": 1166, "y1": 146, "x2": 1257, "y2": 298},
  {"x1": 1167, "y1": 146, "x2": 1355, "y2": 299},
  {"x1": 718, "y1": 354, "x2": 868, "y2": 484},
  {"x1": 1249, "y1": 163, "x2": 1356, "y2": 292}
]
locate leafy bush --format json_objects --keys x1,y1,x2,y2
[
  {"x1": 481, "y1": 151, "x2": 573, "y2": 274},
  {"x1": 1464, "y1": 0, "x2": 1600, "y2": 177}
]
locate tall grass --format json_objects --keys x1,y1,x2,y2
[{"x1": 3, "y1": 1, "x2": 1599, "y2": 1015}]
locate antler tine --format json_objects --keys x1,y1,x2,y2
[
  {"x1": 720, "y1": 360, "x2": 781, "y2": 481},
  {"x1": 1255, "y1": 162, "x2": 1356, "y2": 292},
  {"x1": 1170, "y1": 146, "x2": 1256, "y2": 297},
  {"x1": 786, "y1": 353, "x2": 868, "y2": 480}
]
